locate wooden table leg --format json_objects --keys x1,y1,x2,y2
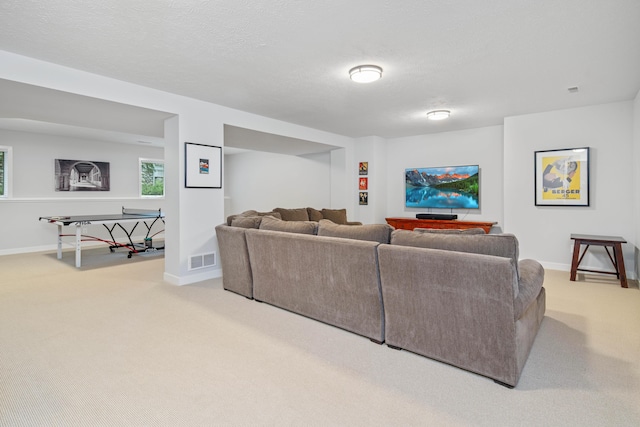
[
  {"x1": 613, "y1": 243, "x2": 628, "y2": 288},
  {"x1": 570, "y1": 239, "x2": 581, "y2": 281}
]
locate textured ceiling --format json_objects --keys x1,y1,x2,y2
[{"x1": 1, "y1": 0, "x2": 639, "y2": 139}]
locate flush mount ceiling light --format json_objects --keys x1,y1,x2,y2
[
  {"x1": 349, "y1": 65, "x2": 383, "y2": 83},
  {"x1": 426, "y1": 110, "x2": 451, "y2": 121}
]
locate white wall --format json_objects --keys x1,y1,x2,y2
[
  {"x1": 0, "y1": 50, "x2": 354, "y2": 284},
  {"x1": 504, "y1": 101, "x2": 635, "y2": 275},
  {"x1": 0, "y1": 129, "x2": 165, "y2": 254},
  {"x1": 5, "y1": 129, "x2": 164, "y2": 198},
  {"x1": 385, "y1": 126, "x2": 505, "y2": 229},
  {"x1": 3, "y1": 50, "x2": 638, "y2": 283},
  {"x1": 354, "y1": 136, "x2": 388, "y2": 224},
  {"x1": 224, "y1": 150, "x2": 331, "y2": 216}
]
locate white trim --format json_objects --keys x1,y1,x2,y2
[
  {"x1": 1, "y1": 197, "x2": 151, "y2": 203},
  {"x1": 0, "y1": 241, "x2": 104, "y2": 256},
  {"x1": 0, "y1": 145, "x2": 12, "y2": 198},
  {"x1": 539, "y1": 261, "x2": 636, "y2": 280},
  {"x1": 163, "y1": 268, "x2": 222, "y2": 286},
  {"x1": 139, "y1": 158, "x2": 165, "y2": 198}
]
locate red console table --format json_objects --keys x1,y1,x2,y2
[
  {"x1": 385, "y1": 217, "x2": 496, "y2": 234},
  {"x1": 570, "y1": 234, "x2": 628, "y2": 288}
]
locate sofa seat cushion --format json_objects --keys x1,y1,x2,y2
[
  {"x1": 273, "y1": 207, "x2": 310, "y2": 221},
  {"x1": 259, "y1": 215, "x2": 317, "y2": 235},
  {"x1": 320, "y1": 208, "x2": 348, "y2": 224},
  {"x1": 317, "y1": 219, "x2": 393, "y2": 243}
]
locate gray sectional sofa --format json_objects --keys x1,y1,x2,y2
[
  {"x1": 246, "y1": 228, "x2": 386, "y2": 343},
  {"x1": 378, "y1": 230, "x2": 546, "y2": 387},
  {"x1": 215, "y1": 211, "x2": 545, "y2": 387},
  {"x1": 216, "y1": 208, "x2": 365, "y2": 299}
]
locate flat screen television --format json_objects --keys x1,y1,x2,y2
[{"x1": 405, "y1": 165, "x2": 479, "y2": 209}]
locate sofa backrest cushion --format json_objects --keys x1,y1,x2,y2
[
  {"x1": 320, "y1": 208, "x2": 348, "y2": 224},
  {"x1": 245, "y1": 229, "x2": 384, "y2": 342},
  {"x1": 259, "y1": 215, "x2": 317, "y2": 235},
  {"x1": 306, "y1": 207, "x2": 324, "y2": 222},
  {"x1": 414, "y1": 227, "x2": 486, "y2": 235},
  {"x1": 317, "y1": 219, "x2": 393, "y2": 243},
  {"x1": 273, "y1": 207, "x2": 310, "y2": 221},
  {"x1": 390, "y1": 229, "x2": 520, "y2": 277}
]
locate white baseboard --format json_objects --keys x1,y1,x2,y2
[
  {"x1": 539, "y1": 260, "x2": 636, "y2": 281},
  {"x1": 0, "y1": 236, "x2": 161, "y2": 257},
  {"x1": 163, "y1": 268, "x2": 222, "y2": 286},
  {"x1": 539, "y1": 261, "x2": 570, "y2": 272},
  {"x1": 0, "y1": 241, "x2": 107, "y2": 256}
]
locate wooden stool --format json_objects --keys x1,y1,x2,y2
[{"x1": 570, "y1": 234, "x2": 627, "y2": 288}]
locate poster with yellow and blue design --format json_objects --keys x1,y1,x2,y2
[{"x1": 535, "y1": 147, "x2": 589, "y2": 206}]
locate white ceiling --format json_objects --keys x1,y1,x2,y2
[
  {"x1": 0, "y1": 79, "x2": 172, "y2": 146},
  {"x1": 223, "y1": 125, "x2": 340, "y2": 156},
  {"x1": 1, "y1": 0, "x2": 639, "y2": 144}
]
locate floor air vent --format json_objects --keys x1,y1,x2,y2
[{"x1": 189, "y1": 252, "x2": 216, "y2": 270}]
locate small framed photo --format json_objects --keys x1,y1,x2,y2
[
  {"x1": 359, "y1": 177, "x2": 368, "y2": 190},
  {"x1": 359, "y1": 162, "x2": 368, "y2": 175},
  {"x1": 359, "y1": 191, "x2": 368, "y2": 205},
  {"x1": 534, "y1": 147, "x2": 589, "y2": 206},
  {"x1": 185, "y1": 142, "x2": 222, "y2": 188}
]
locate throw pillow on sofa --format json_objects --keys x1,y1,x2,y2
[
  {"x1": 273, "y1": 207, "x2": 310, "y2": 221},
  {"x1": 306, "y1": 207, "x2": 324, "y2": 222},
  {"x1": 230, "y1": 216, "x2": 263, "y2": 228},
  {"x1": 320, "y1": 208, "x2": 348, "y2": 224},
  {"x1": 259, "y1": 215, "x2": 318, "y2": 235},
  {"x1": 226, "y1": 210, "x2": 257, "y2": 225},
  {"x1": 227, "y1": 210, "x2": 281, "y2": 225},
  {"x1": 317, "y1": 219, "x2": 393, "y2": 244}
]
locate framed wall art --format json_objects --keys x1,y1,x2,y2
[
  {"x1": 359, "y1": 191, "x2": 368, "y2": 205},
  {"x1": 359, "y1": 162, "x2": 368, "y2": 175},
  {"x1": 359, "y1": 177, "x2": 368, "y2": 190},
  {"x1": 534, "y1": 147, "x2": 589, "y2": 206},
  {"x1": 55, "y1": 159, "x2": 110, "y2": 191},
  {"x1": 185, "y1": 142, "x2": 222, "y2": 189}
]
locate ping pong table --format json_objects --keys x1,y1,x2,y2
[{"x1": 39, "y1": 207, "x2": 165, "y2": 268}]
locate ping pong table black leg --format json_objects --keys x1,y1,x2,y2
[{"x1": 103, "y1": 222, "x2": 139, "y2": 252}]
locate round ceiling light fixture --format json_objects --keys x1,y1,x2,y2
[
  {"x1": 349, "y1": 65, "x2": 383, "y2": 83},
  {"x1": 426, "y1": 110, "x2": 451, "y2": 120}
]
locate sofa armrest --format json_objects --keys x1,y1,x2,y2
[
  {"x1": 215, "y1": 224, "x2": 254, "y2": 298},
  {"x1": 513, "y1": 259, "x2": 544, "y2": 320},
  {"x1": 345, "y1": 221, "x2": 363, "y2": 225}
]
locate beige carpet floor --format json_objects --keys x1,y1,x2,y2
[{"x1": 1, "y1": 248, "x2": 639, "y2": 426}]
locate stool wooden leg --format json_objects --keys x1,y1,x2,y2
[
  {"x1": 613, "y1": 243, "x2": 628, "y2": 288},
  {"x1": 570, "y1": 240, "x2": 581, "y2": 281}
]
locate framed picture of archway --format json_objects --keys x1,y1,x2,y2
[{"x1": 55, "y1": 159, "x2": 110, "y2": 191}]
